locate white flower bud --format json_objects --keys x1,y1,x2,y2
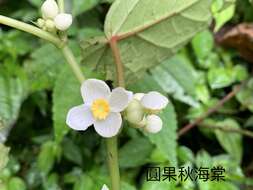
[
  {"x1": 41, "y1": 0, "x2": 59, "y2": 19},
  {"x1": 54, "y1": 13, "x2": 73, "y2": 31},
  {"x1": 125, "y1": 99, "x2": 144, "y2": 125},
  {"x1": 37, "y1": 18, "x2": 45, "y2": 28},
  {"x1": 144, "y1": 115, "x2": 163, "y2": 133}
]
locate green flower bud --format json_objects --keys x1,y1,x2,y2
[
  {"x1": 125, "y1": 99, "x2": 144, "y2": 125},
  {"x1": 37, "y1": 18, "x2": 45, "y2": 28},
  {"x1": 45, "y1": 19, "x2": 56, "y2": 32}
]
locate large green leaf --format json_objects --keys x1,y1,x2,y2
[
  {"x1": 52, "y1": 67, "x2": 82, "y2": 143},
  {"x1": 81, "y1": 0, "x2": 211, "y2": 84}
]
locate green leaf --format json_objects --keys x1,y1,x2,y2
[
  {"x1": 52, "y1": 66, "x2": 102, "y2": 143},
  {"x1": 62, "y1": 138, "x2": 83, "y2": 165},
  {"x1": 208, "y1": 67, "x2": 235, "y2": 89},
  {"x1": 73, "y1": 0, "x2": 101, "y2": 16},
  {"x1": 52, "y1": 67, "x2": 82, "y2": 143},
  {"x1": 0, "y1": 144, "x2": 10, "y2": 171},
  {"x1": 236, "y1": 78, "x2": 253, "y2": 112},
  {"x1": 82, "y1": 0, "x2": 211, "y2": 84},
  {"x1": 73, "y1": 174, "x2": 93, "y2": 190},
  {"x1": 205, "y1": 119, "x2": 243, "y2": 163},
  {"x1": 8, "y1": 177, "x2": 26, "y2": 190},
  {"x1": 150, "y1": 55, "x2": 199, "y2": 107},
  {"x1": 192, "y1": 30, "x2": 214, "y2": 60},
  {"x1": 212, "y1": 0, "x2": 236, "y2": 31},
  {"x1": 0, "y1": 74, "x2": 27, "y2": 130},
  {"x1": 119, "y1": 137, "x2": 153, "y2": 168},
  {"x1": 24, "y1": 44, "x2": 64, "y2": 91},
  {"x1": 24, "y1": 42, "x2": 81, "y2": 92},
  {"x1": 177, "y1": 146, "x2": 195, "y2": 164},
  {"x1": 37, "y1": 141, "x2": 61, "y2": 175},
  {"x1": 147, "y1": 105, "x2": 178, "y2": 166}
]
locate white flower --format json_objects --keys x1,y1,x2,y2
[
  {"x1": 54, "y1": 13, "x2": 73, "y2": 31},
  {"x1": 144, "y1": 115, "x2": 163, "y2": 133},
  {"x1": 101, "y1": 184, "x2": 109, "y2": 190},
  {"x1": 141, "y1": 91, "x2": 169, "y2": 111},
  {"x1": 66, "y1": 79, "x2": 133, "y2": 138},
  {"x1": 41, "y1": 0, "x2": 59, "y2": 19}
]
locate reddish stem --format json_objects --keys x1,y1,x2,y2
[{"x1": 177, "y1": 82, "x2": 246, "y2": 138}]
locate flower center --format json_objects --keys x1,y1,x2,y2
[{"x1": 91, "y1": 99, "x2": 110, "y2": 120}]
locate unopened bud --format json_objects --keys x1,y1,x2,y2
[
  {"x1": 37, "y1": 18, "x2": 45, "y2": 28},
  {"x1": 125, "y1": 99, "x2": 144, "y2": 125},
  {"x1": 45, "y1": 19, "x2": 56, "y2": 31},
  {"x1": 54, "y1": 13, "x2": 73, "y2": 31},
  {"x1": 144, "y1": 115, "x2": 163, "y2": 133},
  {"x1": 41, "y1": 0, "x2": 59, "y2": 19}
]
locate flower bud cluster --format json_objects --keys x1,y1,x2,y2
[
  {"x1": 125, "y1": 92, "x2": 169, "y2": 134},
  {"x1": 37, "y1": 0, "x2": 73, "y2": 32}
]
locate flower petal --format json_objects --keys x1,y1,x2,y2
[
  {"x1": 54, "y1": 13, "x2": 73, "y2": 31},
  {"x1": 66, "y1": 104, "x2": 94, "y2": 131},
  {"x1": 101, "y1": 185, "x2": 109, "y2": 190},
  {"x1": 141, "y1": 91, "x2": 169, "y2": 110},
  {"x1": 109, "y1": 87, "x2": 133, "y2": 112},
  {"x1": 145, "y1": 115, "x2": 163, "y2": 133},
  {"x1": 94, "y1": 112, "x2": 122, "y2": 138},
  {"x1": 81, "y1": 79, "x2": 111, "y2": 105}
]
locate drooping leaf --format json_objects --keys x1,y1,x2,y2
[{"x1": 81, "y1": 0, "x2": 211, "y2": 84}]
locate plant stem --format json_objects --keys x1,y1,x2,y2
[
  {"x1": 61, "y1": 46, "x2": 85, "y2": 83},
  {"x1": 0, "y1": 15, "x2": 62, "y2": 47},
  {"x1": 201, "y1": 123, "x2": 253, "y2": 138},
  {"x1": 57, "y1": 0, "x2": 65, "y2": 13},
  {"x1": 109, "y1": 37, "x2": 125, "y2": 87},
  {"x1": 178, "y1": 81, "x2": 247, "y2": 138},
  {"x1": 106, "y1": 137, "x2": 121, "y2": 190},
  {"x1": 105, "y1": 37, "x2": 124, "y2": 190}
]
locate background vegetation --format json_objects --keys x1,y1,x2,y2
[{"x1": 0, "y1": 0, "x2": 253, "y2": 189}]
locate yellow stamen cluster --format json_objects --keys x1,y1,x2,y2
[{"x1": 91, "y1": 99, "x2": 110, "y2": 120}]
